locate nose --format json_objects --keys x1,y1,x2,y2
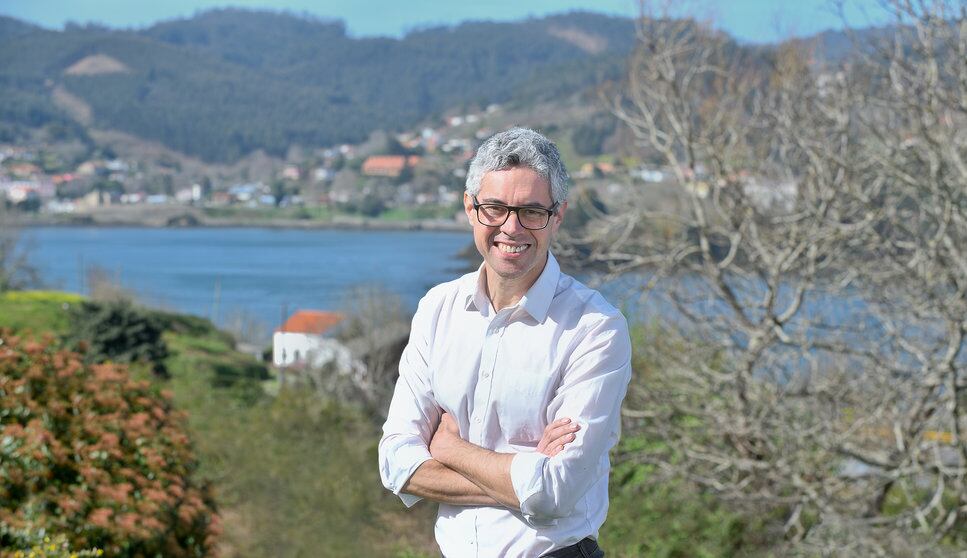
[{"x1": 499, "y1": 209, "x2": 526, "y2": 235}]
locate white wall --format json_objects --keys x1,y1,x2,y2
[{"x1": 273, "y1": 332, "x2": 328, "y2": 367}]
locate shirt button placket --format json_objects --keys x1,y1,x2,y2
[{"x1": 471, "y1": 318, "x2": 502, "y2": 443}]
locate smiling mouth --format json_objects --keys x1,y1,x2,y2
[{"x1": 495, "y1": 242, "x2": 530, "y2": 254}]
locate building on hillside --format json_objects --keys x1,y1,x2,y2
[
  {"x1": 76, "y1": 161, "x2": 100, "y2": 177},
  {"x1": 76, "y1": 189, "x2": 114, "y2": 209},
  {"x1": 313, "y1": 167, "x2": 335, "y2": 182},
  {"x1": 282, "y1": 165, "x2": 301, "y2": 181},
  {"x1": 6, "y1": 162, "x2": 42, "y2": 178},
  {"x1": 273, "y1": 310, "x2": 345, "y2": 368},
  {"x1": 1, "y1": 179, "x2": 55, "y2": 204},
  {"x1": 361, "y1": 155, "x2": 421, "y2": 178},
  {"x1": 630, "y1": 166, "x2": 666, "y2": 183},
  {"x1": 576, "y1": 162, "x2": 617, "y2": 179}
]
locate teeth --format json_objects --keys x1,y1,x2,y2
[{"x1": 498, "y1": 244, "x2": 527, "y2": 253}]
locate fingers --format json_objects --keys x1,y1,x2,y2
[
  {"x1": 538, "y1": 418, "x2": 580, "y2": 456},
  {"x1": 544, "y1": 419, "x2": 580, "y2": 444},
  {"x1": 539, "y1": 436, "x2": 574, "y2": 457},
  {"x1": 538, "y1": 419, "x2": 569, "y2": 451},
  {"x1": 544, "y1": 442, "x2": 568, "y2": 457},
  {"x1": 542, "y1": 418, "x2": 573, "y2": 437}
]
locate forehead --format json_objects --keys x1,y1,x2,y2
[{"x1": 478, "y1": 167, "x2": 552, "y2": 203}]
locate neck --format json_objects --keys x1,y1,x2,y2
[{"x1": 484, "y1": 254, "x2": 548, "y2": 312}]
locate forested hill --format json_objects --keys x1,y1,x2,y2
[{"x1": 0, "y1": 10, "x2": 636, "y2": 162}]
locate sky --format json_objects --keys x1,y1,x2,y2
[{"x1": 0, "y1": 0, "x2": 890, "y2": 44}]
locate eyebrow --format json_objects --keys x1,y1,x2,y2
[{"x1": 480, "y1": 197, "x2": 551, "y2": 208}]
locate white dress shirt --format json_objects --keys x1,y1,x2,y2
[{"x1": 378, "y1": 252, "x2": 632, "y2": 558}]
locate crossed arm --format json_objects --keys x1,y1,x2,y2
[
  {"x1": 401, "y1": 414, "x2": 580, "y2": 508},
  {"x1": 379, "y1": 296, "x2": 632, "y2": 518}
]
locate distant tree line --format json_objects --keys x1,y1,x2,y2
[{"x1": 0, "y1": 10, "x2": 635, "y2": 162}]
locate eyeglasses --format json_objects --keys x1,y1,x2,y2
[{"x1": 472, "y1": 195, "x2": 560, "y2": 230}]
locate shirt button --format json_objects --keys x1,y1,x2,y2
[
  {"x1": 474, "y1": 417, "x2": 481, "y2": 424},
  {"x1": 482, "y1": 372, "x2": 490, "y2": 378}
]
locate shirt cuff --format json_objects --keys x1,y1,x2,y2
[
  {"x1": 510, "y1": 452, "x2": 557, "y2": 526},
  {"x1": 384, "y1": 442, "x2": 433, "y2": 507}
]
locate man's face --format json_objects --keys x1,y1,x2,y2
[{"x1": 464, "y1": 166, "x2": 566, "y2": 286}]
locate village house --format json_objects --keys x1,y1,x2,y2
[
  {"x1": 272, "y1": 310, "x2": 345, "y2": 368},
  {"x1": 360, "y1": 155, "x2": 421, "y2": 178}
]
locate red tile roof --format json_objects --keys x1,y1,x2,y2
[
  {"x1": 277, "y1": 310, "x2": 344, "y2": 335},
  {"x1": 361, "y1": 155, "x2": 422, "y2": 177}
]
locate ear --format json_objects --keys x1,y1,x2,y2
[
  {"x1": 463, "y1": 192, "x2": 475, "y2": 225},
  {"x1": 554, "y1": 200, "x2": 568, "y2": 226}
]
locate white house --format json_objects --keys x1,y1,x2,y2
[{"x1": 272, "y1": 310, "x2": 345, "y2": 368}]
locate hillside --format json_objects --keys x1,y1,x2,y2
[
  {"x1": 0, "y1": 289, "x2": 759, "y2": 556},
  {"x1": 0, "y1": 10, "x2": 635, "y2": 162}
]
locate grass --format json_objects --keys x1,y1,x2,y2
[
  {"x1": 0, "y1": 290, "x2": 438, "y2": 557},
  {"x1": 163, "y1": 327, "x2": 438, "y2": 557},
  {"x1": 201, "y1": 204, "x2": 460, "y2": 224},
  {"x1": 0, "y1": 290, "x2": 82, "y2": 335},
  {"x1": 201, "y1": 205, "x2": 336, "y2": 222},
  {"x1": 600, "y1": 438, "x2": 760, "y2": 558},
  {"x1": 0, "y1": 291, "x2": 782, "y2": 557},
  {"x1": 378, "y1": 205, "x2": 458, "y2": 221}
]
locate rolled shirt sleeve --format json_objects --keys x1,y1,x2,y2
[
  {"x1": 378, "y1": 296, "x2": 442, "y2": 506},
  {"x1": 509, "y1": 313, "x2": 632, "y2": 522}
]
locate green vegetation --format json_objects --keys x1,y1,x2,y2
[
  {"x1": 0, "y1": 330, "x2": 218, "y2": 556},
  {"x1": 68, "y1": 300, "x2": 170, "y2": 376},
  {"x1": 162, "y1": 321, "x2": 436, "y2": 556},
  {"x1": 201, "y1": 206, "x2": 335, "y2": 221},
  {"x1": 0, "y1": 292, "x2": 436, "y2": 556},
  {"x1": 1, "y1": 526, "x2": 102, "y2": 558},
  {"x1": 1, "y1": 292, "x2": 775, "y2": 556},
  {"x1": 376, "y1": 204, "x2": 458, "y2": 221},
  {"x1": 571, "y1": 114, "x2": 618, "y2": 157},
  {"x1": 0, "y1": 11, "x2": 634, "y2": 162},
  {"x1": 0, "y1": 291, "x2": 82, "y2": 334},
  {"x1": 602, "y1": 464, "x2": 753, "y2": 557},
  {"x1": 202, "y1": 203, "x2": 458, "y2": 223}
]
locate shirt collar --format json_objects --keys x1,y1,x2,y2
[
  {"x1": 518, "y1": 251, "x2": 560, "y2": 323},
  {"x1": 463, "y1": 252, "x2": 561, "y2": 323},
  {"x1": 465, "y1": 264, "x2": 491, "y2": 315}
]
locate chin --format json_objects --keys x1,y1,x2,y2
[{"x1": 488, "y1": 253, "x2": 540, "y2": 278}]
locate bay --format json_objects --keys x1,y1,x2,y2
[{"x1": 21, "y1": 227, "x2": 472, "y2": 340}]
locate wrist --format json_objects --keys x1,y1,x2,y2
[{"x1": 436, "y1": 433, "x2": 466, "y2": 466}]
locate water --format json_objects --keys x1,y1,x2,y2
[{"x1": 20, "y1": 227, "x2": 472, "y2": 336}]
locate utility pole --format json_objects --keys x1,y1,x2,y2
[{"x1": 211, "y1": 278, "x2": 221, "y2": 326}]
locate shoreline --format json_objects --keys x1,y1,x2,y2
[{"x1": 2, "y1": 209, "x2": 471, "y2": 233}]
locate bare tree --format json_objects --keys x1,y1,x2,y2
[
  {"x1": 0, "y1": 225, "x2": 41, "y2": 292},
  {"x1": 336, "y1": 284, "x2": 411, "y2": 416},
  {"x1": 566, "y1": 1, "x2": 967, "y2": 553},
  {"x1": 291, "y1": 285, "x2": 411, "y2": 419}
]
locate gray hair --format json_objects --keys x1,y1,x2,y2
[{"x1": 465, "y1": 127, "x2": 569, "y2": 204}]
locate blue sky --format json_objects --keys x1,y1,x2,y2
[{"x1": 0, "y1": 0, "x2": 890, "y2": 44}]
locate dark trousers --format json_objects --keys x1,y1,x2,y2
[{"x1": 540, "y1": 537, "x2": 604, "y2": 558}]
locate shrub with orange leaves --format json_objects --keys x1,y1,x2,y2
[{"x1": 0, "y1": 330, "x2": 219, "y2": 556}]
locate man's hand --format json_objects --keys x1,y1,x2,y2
[
  {"x1": 422, "y1": 413, "x2": 579, "y2": 509},
  {"x1": 537, "y1": 418, "x2": 581, "y2": 457},
  {"x1": 430, "y1": 413, "x2": 580, "y2": 460},
  {"x1": 429, "y1": 412, "x2": 463, "y2": 462}
]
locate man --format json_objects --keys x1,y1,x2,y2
[{"x1": 379, "y1": 128, "x2": 631, "y2": 557}]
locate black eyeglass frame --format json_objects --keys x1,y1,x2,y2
[{"x1": 471, "y1": 195, "x2": 561, "y2": 230}]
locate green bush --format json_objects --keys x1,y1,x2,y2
[
  {"x1": 602, "y1": 443, "x2": 755, "y2": 557},
  {"x1": 0, "y1": 331, "x2": 219, "y2": 556},
  {"x1": 0, "y1": 525, "x2": 102, "y2": 557},
  {"x1": 68, "y1": 300, "x2": 170, "y2": 377}
]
